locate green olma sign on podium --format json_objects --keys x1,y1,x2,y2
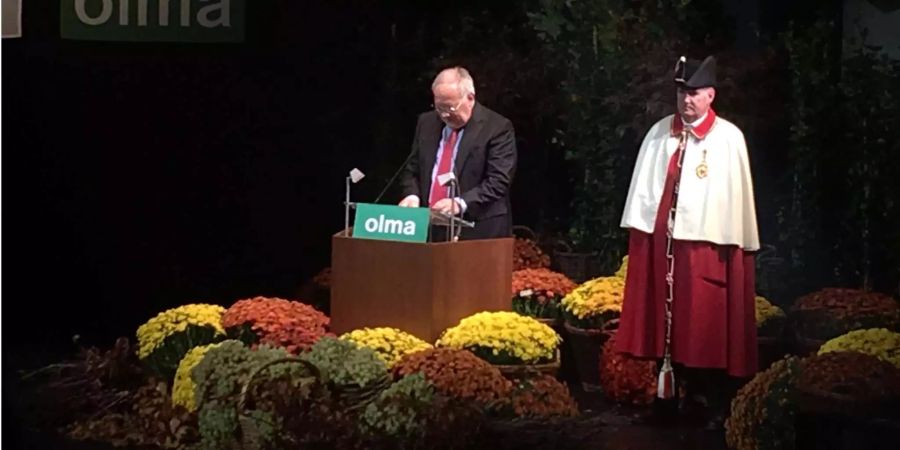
[{"x1": 352, "y1": 203, "x2": 429, "y2": 243}]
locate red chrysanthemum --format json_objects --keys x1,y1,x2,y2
[
  {"x1": 222, "y1": 296, "x2": 331, "y2": 354},
  {"x1": 511, "y1": 268, "x2": 577, "y2": 300},
  {"x1": 513, "y1": 238, "x2": 551, "y2": 270},
  {"x1": 598, "y1": 333, "x2": 657, "y2": 405}
]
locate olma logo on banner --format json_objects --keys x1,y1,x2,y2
[
  {"x1": 72, "y1": 0, "x2": 231, "y2": 28},
  {"x1": 61, "y1": 0, "x2": 244, "y2": 42},
  {"x1": 363, "y1": 215, "x2": 417, "y2": 236},
  {"x1": 352, "y1": 203, "x2": 428, "y2": 243}
]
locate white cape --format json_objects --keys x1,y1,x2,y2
[{"x1": 620, "y1": 114, "x2": 760, "y2": 251}]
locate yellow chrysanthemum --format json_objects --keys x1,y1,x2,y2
[
  {"x1": 818, "y1": 328, "x2": 900, "y2": 368},
  {"x1": 340, "y1": 327, "x2": 432, "y2": 368},
  {"x1": 614, "y1": 256, "x2": 628, "y2": 280},
  {"x1": 437, "y1": 311, "x2": 559, "y2": 364},
  {"x1": 136, "y1": 304, "x2": 226, "y2": 359},
  {"x1": 561, "y1": 276, "x2": 625, "y2": 319},
  {"x1": 172, "y1": 343, "x2": 222, "y2": 411},
  {"x1": 755, "y1": 296, "x2": 786, "y2": 326}
]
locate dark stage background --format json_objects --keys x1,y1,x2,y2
[
  {"x1": 3, "y1": 1, "x2": 461, "y2": 366},
  {"x1": 2, "y1": 0, "x2": 865, "y2": 369}
]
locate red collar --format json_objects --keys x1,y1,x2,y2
[{"x1": 671, "y1": 109, "x2": 716, "y2": 139}]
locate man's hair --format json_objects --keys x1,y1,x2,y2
[{"x1": 432, "y1": 67, "x2": 476, "y2": 97}]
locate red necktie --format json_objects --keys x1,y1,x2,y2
[{"x1": 429, "y1": 129, "x2": 459, "y2": 206}]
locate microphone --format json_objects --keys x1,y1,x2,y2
[
  {"x1": 437, "y1": 171, "x2": 456, "y2": 188},
  {"x1": 345, "y1": 168, "x2": 365, "y2": 236},
  {"x1": 349, "y1": 168, "x2": 365, "y2": 184},
  {"x1": 373, "y1": 146, "x2": 417, "y2": 204},
  {"x1": 437, "y1": 171, "x2": 462, "y2": 209}
]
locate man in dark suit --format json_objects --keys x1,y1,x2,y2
[{"x1": 399, "y1": 67, "x2": 517, "y2": 240}]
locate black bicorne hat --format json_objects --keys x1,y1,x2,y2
[{"x1": 674, "y1": 55, "x2": 716, "y2": 89}]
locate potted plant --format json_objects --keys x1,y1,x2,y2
[
  {"x1": 756, "y1": 295, "x2": 788, "y2": 370},
  {"x1": 725, "y1": 357, "x2": 800, "y2": 450},
  {"x1": 817, "y1": 328, "x2": 900, "y2": 368},
  {"x1": 436, "y1": 311, "x2": 560, "y2": 378},
  {"x1": 340, "y1": 327, "x2": 433, "y2": 369},
  {"x1": 222, "y1": 296, "x2": 332, "y2": 354},
  {"x1": 511, "y1": 268, "x2": 577, "y2": 327},
  {"x1": 559, "y1": 276, "x2": 624, "y2": 390},
  {"x1": 789, "y1": 288, "x2": 899, "y2": 355},
  {"x1": 135, "y1": 303, "x2": 227, "y2": 380},
  {"x1": 392, "y1": 347, "x2": 513, "y2": 413},
  {"x1": 598, "y1": 333, "x2": 657, "y2": 405},
  {"x1": 512, "y1": 226, "x2": 551, "y2": 271}
]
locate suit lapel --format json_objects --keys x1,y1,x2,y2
[
  {"x1": 421, "y1": 114, "x2": 443, "y2": 180},
  {"x1": 455, "y1": 102, "x2": 484, "y2": 175}
]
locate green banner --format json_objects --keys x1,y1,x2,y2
[
  {"x1": 353, "y1": 203, "x2": 429, "y2": 243},
  {"x1": 60, "y1": 0, "x2": 244, "y2": 42}
]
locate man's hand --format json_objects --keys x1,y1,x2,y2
[
  {"x1": 430, "y1": 198, "x2": 460, "y2": 215},
  {"x1": 399, "y1": 195, "x2": 420, "y2": 208}
]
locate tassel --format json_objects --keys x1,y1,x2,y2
[{"x1": 657, "y1": 357, "x2": 675, "y2": 399}]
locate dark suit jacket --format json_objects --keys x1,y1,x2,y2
[{"x1": 400, "y1": 102, "x2": 517, "y2": 239}]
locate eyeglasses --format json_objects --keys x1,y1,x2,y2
[{"x1": 432, "y1": 98, "x2": 465, "y2": 116}]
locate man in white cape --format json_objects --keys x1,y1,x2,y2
[{"x1": 616, "y1": 55, "x2": 760, "y2": 429}]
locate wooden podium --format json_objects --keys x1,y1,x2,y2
[{"x1": 331, "y1": 231, "x2": 513, "y2": 342}]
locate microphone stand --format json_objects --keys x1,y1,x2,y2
[
  {"x1": 344, "y1": 175, "x2": 352, "y2": 236},
  {"x1": 448, "y1": 179, "x2": 459, "y2": 242}
]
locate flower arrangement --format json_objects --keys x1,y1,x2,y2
[
  {"x1": 192, "y1": 340, "x2": 311, "y2": 450},
  {"x1": 136, "y1": 304, "x2": 226, "y2": 379},
  {"x1": 246, "y1": 369, "x2": 355, "y2": 450},
  {"x1": 511, "y1": 268, "x2": 577, "y2": 320},
  {"x1": 360, "y1": 371, "x2": 483, "y2": 449},
  {"x1": 222, "y1": 296, "x2": 331, "y2": 354},
  {"x1": 172, "y1": 343, "x2": 222, "y2": 412},
  {"x1": 192, "y1": 340, "x2": 295, "y2": 408},
  {"x1": 513, "y1": 237, "x2": 551, "y2": 270},
  {"x1": 393, "y1": 348, "x2": 513, "y2": 410},
  {"x1": 436, "y1": 311, "x2": 560, "y2": 365},
  {"x1": 818, "y1": 328, "x2": 900, "y2": 368},
  {"x1": 791, "y1": 288, "x2": 900, "y2": 340},
  {"x1": 340, "y1": 327, "x2": 432, "y2": 368},
  {"x1": 614, "y1": 255, "x2": 628, "y2": 280},
  {"x1": 299, "y1": 336, "x2": 388, "y2": 388},
  {"x1": 560, "y1": 276, "x2": 625, "y2": 329},
  {"x1": 509, "y1": 374, "x2": 579, "y2": 418},
  {"x1": 725, "y1": 357, "x2": 800, "y2": 450},
  {"x1": 359, "y1": 373, "x2": 435, "y2": 441},
  {"x1": 797, "y1": 351, "x2": 900, "y2": 406},
  {"x1": 756, "y1": 295, "x2": 787, "y2": 338},
  {"x1": 598, "y1": 333, "x2": 657, "y2": 405}
]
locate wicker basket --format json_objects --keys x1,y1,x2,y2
[
  {"x1": 332, "y1": 375, "x2": 393, "y2": 412},
  {"x1": 493, "y1": 349, "x2": 561, "y2": 379},
  {"x1": 552, "y1": 241, "x2": 601, "y2": 283},
  {"x1": 563, "y1": 323, "x2": 613, "y2": 391},
  {"x1": 237, "y1": 357, "x2": 322, "y2": 450},
  {"x1": 512, "y1": 225, "x2": 538, "y2": 241}
]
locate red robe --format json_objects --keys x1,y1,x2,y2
[{"x1": 615, "y1": 112, "x2": 758, "y2": 378}]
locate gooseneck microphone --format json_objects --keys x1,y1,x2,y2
[{"x1": 373, "y1": 146, "x2": 417, "y2": 204}]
